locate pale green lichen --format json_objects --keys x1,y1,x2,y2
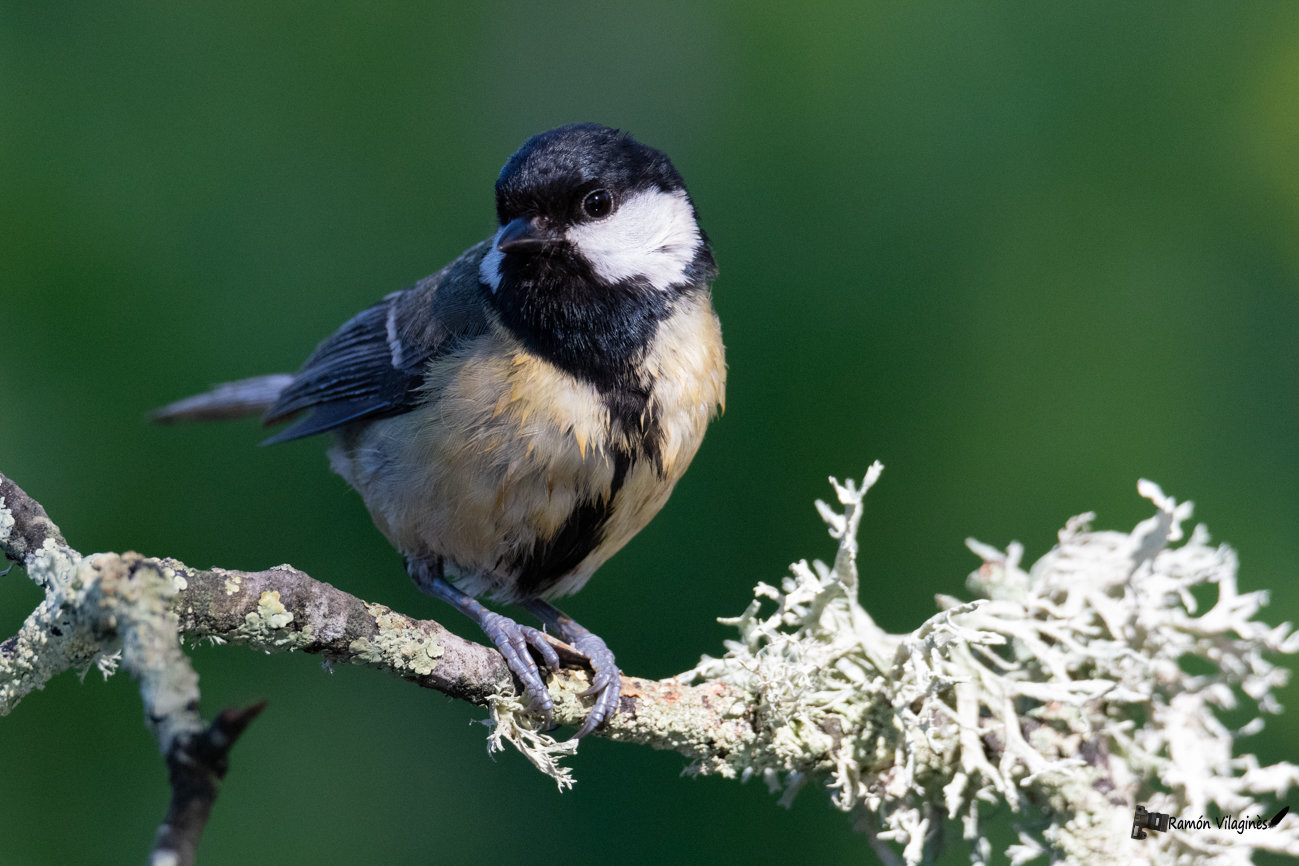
[
  {"x1": 347, "y1": 602, "x2": 443, "y2": 676},
  {"x1": 256, "y1": 590, "x2": 293, "y2": 628},
  {"x1": 223, "y1": 572, "x2": 242, "y2": 595},
  {"x1": 233, "y1": 589, "x2": 303, "y2": 651}
]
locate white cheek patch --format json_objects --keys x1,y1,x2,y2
[
  {"x1": 567, "y1": 188, "x2": 701, "y2": 290},
  {"x1": 478, "y1": 230, "x2": 505, "y2": 293}
]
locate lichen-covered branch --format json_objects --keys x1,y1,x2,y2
[
  {"x1": 3, "y1": 465, "x2": 1298, "y2": 865},
  {"x1": 688, "y1": 467, "x2": 1299, "y2": 865},
  {"x1": 0, "y1": 472, "x2": 66, "y2": 563},
  {"x1": 0, "y1": 471, "x2": 761, "y2": 776}
]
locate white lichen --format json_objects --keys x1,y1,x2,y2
[
  {"x1": 0, "y1": 545, "x2": 204, "y2": 754},
  {"x1": 688, "y1": 464, "x2": 1299, "y2": 864},
  {"x1": 483, "y1": 693, "x2": 578, "y2": 791},
  {"x1": 0, "y1": 496, "x2": 14, "y2": 538}
]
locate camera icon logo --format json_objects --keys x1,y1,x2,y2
[{"x1": 1131, "y1": 805, "x2": 1172, "y2": 840}]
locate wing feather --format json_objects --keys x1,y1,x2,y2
[{"x1": 262, "y1": 242, "x2": 491, "y2": 443}]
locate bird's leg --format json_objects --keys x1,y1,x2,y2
[
  {"x1": 520, "y1": 599, "x2": 621, "y2": 738},
  {"x1": 409, "y1": 562, "x2": 560, "y2": 726}
]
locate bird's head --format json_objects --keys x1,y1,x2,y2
[{"x1": 479, "y1": 123, "x2": 715, "y2": 298}]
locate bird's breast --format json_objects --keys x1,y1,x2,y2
[{"x1": 330, "y1": 293, "x2": 725, "y2": 602}]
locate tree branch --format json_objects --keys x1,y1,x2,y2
[
  {"x1": 0, "y1": 470, "x2": 757, "y2": 804},
  {"x1": 0, "y1": 471, "x2": 66, "y2": 564},
  {"x1": 4, "y1": 466, "x2": 1298, "y2": 864},
  {"x1": 152, "y1": 701, "x2": 266, "y2": 866}
]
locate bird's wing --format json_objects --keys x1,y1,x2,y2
[{"x1": 262, "y1": 241, "x2": 491, "y2": 444}]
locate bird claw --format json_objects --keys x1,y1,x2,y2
[
  {"x1": 567, "y1": 631, "x2": 621, "y2": 739},
  {"x1": 483, "y1": 617, "x2": 620, "y2": 738},
  {"x1": 479, "y1": 611, "x2": 557, "y2": 726},
  {"x1": 419, "y1": 573, "x2": 619, "y2": 736},
  {"x1": 518, "y1": 600, "x2": 624, "y2": 738}
]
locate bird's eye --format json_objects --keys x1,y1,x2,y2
[{"x1": 581, "y1": 188, "x2": 614, "y2": 219}]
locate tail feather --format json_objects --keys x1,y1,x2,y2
[{"x1": 150, "y1": 374, "x2": 295, "y2": 424}]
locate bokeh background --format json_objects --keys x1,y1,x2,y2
[{"x1": 3, "y1": 4, "x2": 1297, "y2": 864}]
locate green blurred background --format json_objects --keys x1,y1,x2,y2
[{"x1": 2, "y1": 3, "x2": 1297, "y2": 864}]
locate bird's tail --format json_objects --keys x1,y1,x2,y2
[{"x1": 150, "y1": 374, "x2": 295, "y2": 424}]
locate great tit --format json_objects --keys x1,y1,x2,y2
[{"x1": 154, "y1": 123, "x2": 726, "y2": 737}]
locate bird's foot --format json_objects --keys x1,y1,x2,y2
[
  {"x1": 522, "y1": 600, "x2": 622, "y2": 738},
  {"x1": 566, "y1": 629, "x2": 621, "y2": 738},
  {"x1": 413, "y1": 569, "x2": 562, "y2": 727},
  {"x1": 477, "y1": 610, "x2": 561, "y2": 726}
]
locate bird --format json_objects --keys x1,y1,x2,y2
[{"x1": 153, "y1": 123, "x2": 726, "y2": 738}]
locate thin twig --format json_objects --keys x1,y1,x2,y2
[{"x1": 151, "y1": 702, "x2": 268, "y2": 866}]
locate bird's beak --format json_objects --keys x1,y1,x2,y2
[{"x1": 497, "y1": 217, "x2": 562, "y2": 255}]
